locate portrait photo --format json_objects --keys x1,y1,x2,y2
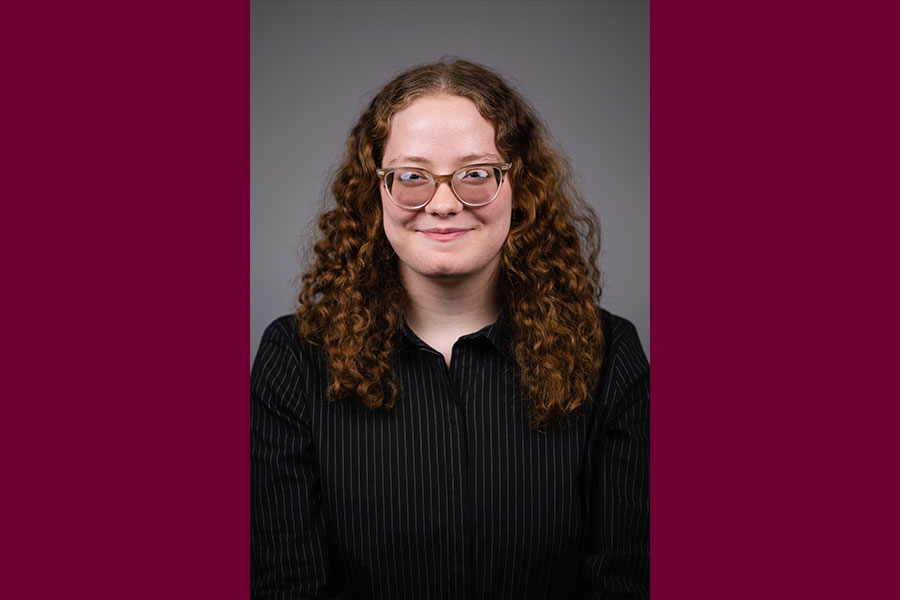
[{"x1": 251, "y1": 1, "x2": 649, "y2": 597}]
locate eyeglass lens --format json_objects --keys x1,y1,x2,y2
[{"x1": 385, "y1": 166, "x2": 502, "y2": 208}]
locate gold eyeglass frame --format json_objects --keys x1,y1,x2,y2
[{"x1": 376, "y1": 162, "x2": 512, "y2": 210}]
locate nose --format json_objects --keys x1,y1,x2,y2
[{"x1": 424, "y1": 180, "x2": 463, "y2": 216}]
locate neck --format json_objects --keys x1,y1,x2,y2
[{"x1": 401, "y1": 264, "x2": 501, "y2": 363}]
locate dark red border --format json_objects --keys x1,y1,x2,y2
[
  {"x1": 5, "y1": 1, "x2": 248, "y2": 597},
  {"x1": 7, "y1": 1, "x2": 899, "y2": 597},
  {"x1": 653, "y1": 1, "x2": 899, "y2": 598}
]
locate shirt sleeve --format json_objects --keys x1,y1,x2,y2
[
  {"x1": 251, "y1": 319, "x2": 333, "y2": 599},
  {"x1": 582, "y1": 317, "x2": 650, "y2": 599}
]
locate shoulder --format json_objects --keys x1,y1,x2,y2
[
  {"x1": 595, "y1": 309, "x2": 649, "y2": 414},
  {"x1": 256, "y1": 314, "x2": 323, "y2": 363},
  {"x1": 599, "y1": 309, "x2": 648, "y2": 370},
  {"x1": 251, "y1": 315, "x2": 327, "y2": 411},
  {"x1": 260, "y1": 314, "x2": 301, "y2": 344}
]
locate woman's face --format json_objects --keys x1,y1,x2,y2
[{"x1": 380, "y1": 94, "x2": 512, "y2": 287}]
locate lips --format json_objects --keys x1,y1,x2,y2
[{"x1": 419, "y1": 228, "x2": 470, "y2": 241}]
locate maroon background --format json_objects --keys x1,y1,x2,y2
[
  {"x1": 4, "y1": 1, "x2": 250, "y2": 596},
  {"x1": 652, "y1": 1, "x2": 899, "y2": 597},
  {"x1": 4, "y1": 1, "x2": 898, "y2": 597}
]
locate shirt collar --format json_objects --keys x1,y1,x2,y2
[{"x1": 400, "y1": 312, "x2": 509, "y2": 356}]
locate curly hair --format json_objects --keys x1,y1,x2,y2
[{"x1": 296, "y1": 59, "x2": 604, "y2": 429}]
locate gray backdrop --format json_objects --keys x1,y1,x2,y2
[{"x1": 251, "y1": 0, "x2": 649, "y2": 362}]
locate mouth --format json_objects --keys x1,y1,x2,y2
[{"x1": 419, "y1": 228, "x2": 471, "y2": 241}]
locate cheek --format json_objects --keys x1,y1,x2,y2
[
  {"x1": 380, "y1": 195, "x2": 413, "y2": 250},
  {"x1": 491, "y1": 217, "x2": 512, "y2": 251},
  {"x1": 486, "y1": 192, "x2": 513, "y2": 245}
]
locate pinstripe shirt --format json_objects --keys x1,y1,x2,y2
[{"x1": 251, "y1": 310, "x2": 649, "y2": 599}]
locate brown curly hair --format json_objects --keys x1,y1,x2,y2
[{"x1": 296, "y1": 59, "x2": 604, "y2": 429}]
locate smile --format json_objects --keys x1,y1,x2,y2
[{"x1": 419, "y1": 228, "x2": 471, "y2": 241}]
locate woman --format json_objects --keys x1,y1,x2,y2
[{"x1": 251, "y1": 59, "x2": 649, "y2": 599}]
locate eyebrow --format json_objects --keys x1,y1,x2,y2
[{"x1": 385, "y1": 153, "x2": 503, "y2": 167}]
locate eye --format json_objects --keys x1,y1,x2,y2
[
  {"x1": 457, "y1": 168, "x2": 490, "y2": 182},
  {"x1": 396, "y1": 170, "x2": 430, "y2": 186}
]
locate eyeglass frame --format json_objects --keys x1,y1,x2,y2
[{"x1": 376, "y1": 162, "x2": 512, "y2": 210}]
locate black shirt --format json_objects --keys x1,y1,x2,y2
[{"x1": 251, "y1": 310, "x2": 649, "y2": 599}]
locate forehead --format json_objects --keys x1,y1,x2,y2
[{"x1": 383, "y1": 95, "x2": 499, "y2": 167}]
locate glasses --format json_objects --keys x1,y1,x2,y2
[{"x1": 376, "y1": 162, "x2": 512, "y2": 210}]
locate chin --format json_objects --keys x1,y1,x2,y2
[
  {"x1": 413, "y1": 256, "x2": 501, "y2": 282},
  {"x1": 417, "y1": 264, "x2": 471, "y2": 280},
  {"x1": 396, "y1": 248, "x2": 503, "y2": 285}
]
